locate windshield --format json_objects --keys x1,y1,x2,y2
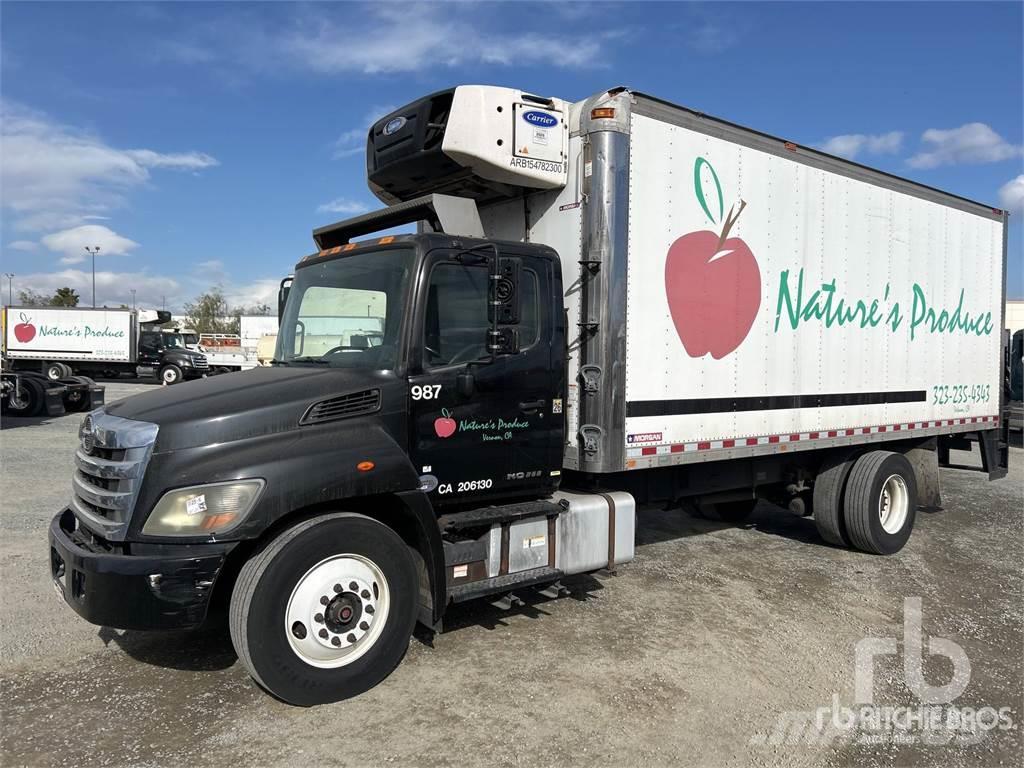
[
  {"x1": 161, "y1": 333, "x2": 185, "y2": 349},
  {"x1": 276, "y1": 248, "x2": 413, "y2": 369}
]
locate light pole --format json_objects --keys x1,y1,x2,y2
[
  {"x1": 2, "y1": 273, "x2": 13, "y2": 306},
  {"x1": 84, "y1": 246, "x2": 101, "y2": 307},
  {"x1": 130, "y1": 289, "x2": 136, "y2": 310}
]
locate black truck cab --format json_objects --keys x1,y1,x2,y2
[
  {"x1": 49, "y1": 230, "x2": 568, "y2": 705},
  {"x1": 137, "y1": 330, "x2": 209, "y2": 384}
]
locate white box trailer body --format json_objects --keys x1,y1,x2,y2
[
  {"x1": 2, "y1": 307, "x2": 135, "y2": 363},
  {"x1": 423, "y1": 87, "x2": 1007, "y2": 473}
]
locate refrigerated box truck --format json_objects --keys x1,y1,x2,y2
[
  {"x1": 49, "y1": 86, "x2": 1009, "y2": 706},
  {"x1": 2, "y1": 306, "x2": 209, "y2": 384}
]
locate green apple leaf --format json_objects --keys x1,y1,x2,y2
[{"x1": 693, "y1": 157, "x2": 724, "y2": 225}]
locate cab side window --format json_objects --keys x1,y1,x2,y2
[
  {"x1": 139, "y1": 332, "x2": 161, "y2": 352},
  {"x1": 424, "y1": 264, "x2": 489, "y2": 367}
]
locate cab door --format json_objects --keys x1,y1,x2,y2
[{"x1": 408, "y1": 247, "x2": 563, "y2": 507}]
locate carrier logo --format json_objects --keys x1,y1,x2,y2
[
  {"x1": 79, "y1": 415, "x2": 96, "y2": 455},
  {"x1": 382, "y1": 116, "x2": 406, "y2": 136},
  {"x1": 521, "y1": 110, "x2": 558, "y2": 129}
]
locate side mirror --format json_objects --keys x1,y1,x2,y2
[
  {"x1": 278, "y1": 276, "x2": 293, "y2": 325},
  {"x1": 456, "y1": 370, "x2": 475, "y2": 398}
]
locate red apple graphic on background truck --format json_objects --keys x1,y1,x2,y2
[
  {"x1": 13, "y1": 313, "x2": 36, "y2": 343},
  {"x1": 664, "y1": 157, "x2": 761, "y2": 359}
]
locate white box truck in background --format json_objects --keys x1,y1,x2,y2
[
  {"x1": 2, "y1": 306, "x2": 210, "y2": 384},
  {"x1": 49, "y1": 85, "x2": 1009, "y2": 705}
]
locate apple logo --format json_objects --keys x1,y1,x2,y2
[
  {"x1": 14, "y1": 313, "x2": 36, "y2": 344},
  {"x1": 665, "y1": 157, "x2": 761, "y2": 359},
  {"x1": 433, "y1": 408, "x2": 457, "y2": 438}
]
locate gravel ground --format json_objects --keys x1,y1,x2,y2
[{"x1": 1, "y1": 381, "x2": 1021, "y2": 767}]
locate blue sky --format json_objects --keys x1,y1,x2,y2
[{"x1": 1, "y1": 1, "x2": 1022, "y2": 311}]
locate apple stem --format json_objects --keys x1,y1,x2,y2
[{"x1": 716, "y1": 199, "x2": 747, "y2": 252}]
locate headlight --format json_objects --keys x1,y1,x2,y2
[
  {"x1": 179, "y1": 358, "x2": 193, "y2": 366},
  {"x1": 142, "y1": 479, "x2": 264, "y2": 536}
]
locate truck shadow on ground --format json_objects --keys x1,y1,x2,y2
[
  {"x1": 0, "y1": 413, "x2": 69, "y2": 430},
  {"x1": 96, "y1": 624, "x2": 238, "y2": 672},
  {"x1": 636, "y1": 500, "x2": 828, "y2": 548}
]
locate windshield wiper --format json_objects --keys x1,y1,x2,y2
[
  {"x1": 288, "y1": 356, "x2": 331, "y2": 365},
  {"x1": 269, "y1": 358, "x2": 290, "y2": 366}
]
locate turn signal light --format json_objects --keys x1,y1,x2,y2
[
  {"x1": 357, "y1": 461, "x2": 375, "y2": 472},
  {"x1": 591, "y1": 107, "x2": 616, "y2": 120}
]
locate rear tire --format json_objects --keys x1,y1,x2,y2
[
  {"x1": 159, "y1": 364, "x2": 183, "y2": 385},
  {"x1": 813, "y1": 450, "x2": 858, "y2": 546},
  {"x1": 230, "y1": 513, "x2": 418, "y2": 706},
  {"x1": 843, "y1": 451, "x2": 917, "y2": 555},
  {"x1": 45, "y1": 362, "x2": 63, "y2": 381},
  {"x1": 4, "y1": 377, "x2": 44, "y2": 416},
  {"x1": 58, "y1": 363, "x2": 73, "y2": 378}
]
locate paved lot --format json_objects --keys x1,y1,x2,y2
[{"x1": 1, "y1": 381, "x2": 1021, "y2": 767}]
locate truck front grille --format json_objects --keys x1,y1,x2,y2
[
  {"x1": 192, "y1": 355, "x2": 209, "y2": 370},
  {"x1": 71, "y1": 410, "x2": 158, "y2": 541}
]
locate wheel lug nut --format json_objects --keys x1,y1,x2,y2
[
  {"x1": 319, "y1": 629, "x2": 328, "y2": 639},
  {"x1": 314, "y1": 613, "x2": 324, "y2": 623},
  {"x1": 360, "y1": 589, "x2": 370, "y2": 599},
  {"x1": 333, "y1": 583, "x2": 343, "y2": 593},
  {"x1": 320, "y1": 595, "x2": 329, "y2": 605},
  {"x1": 359, "y1": 621, "x2": 369, "y2": 631},
  {"x1": 349, "y1": 581, "x2": 358, "y2": 591},
  {"x1": 347, "y1": 633, "x2": 356, "y2": 643},
  {"x1": 331, "y1": 636, "x2": 341, "y2": 647},
  {"x1": 365, "y1": 605, "x2": 374, "y2": 615}
]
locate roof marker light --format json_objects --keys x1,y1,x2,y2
[{"x1": 591, "y1": 107, "x2": 616, "y2": 120}]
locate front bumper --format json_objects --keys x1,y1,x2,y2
[{"x1": 48, "y1": 510, "x2": 233, "y2": 630}]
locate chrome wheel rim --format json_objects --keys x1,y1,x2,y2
[
  {"x1": 285, "y1": 554, "x2": 390, "y2": 668},
  {"x1": 878, "y1": 474, "x2": 909, "y2": 534}
]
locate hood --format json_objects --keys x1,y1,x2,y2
[{"x1": 106, "y1": 366, "x2": 402, "y2": 452}]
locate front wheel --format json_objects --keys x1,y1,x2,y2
[
  {"x1": 229, "y1": 513, "x2": 418, "y2": 706},
  {"x1": 159, "y1": 364, "x2": 182, "y2": 385}
]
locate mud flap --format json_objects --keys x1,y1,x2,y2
[
  {"x1": 85, "y1": 383, "x2": 105, "y2": 410},
  {"x1": 978, "y1": 428, "x2": 1009, "y2": 481},
  {"x1": 904, "y1": 443, "x2": 942, "y2": 511},
  {"x1": 42, "y1": 385, "x2": 67, "y2": 417}
]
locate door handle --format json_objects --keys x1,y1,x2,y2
[{"x1": 519, "y1": 399, "x2": 546, "y2": 412}]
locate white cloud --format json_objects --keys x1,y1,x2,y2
[
  {"x1": 317, "y1": 198, "x2": 371, "y2": 215},
  {"x1": 124, "y1": 149, "x2": 218, "y2": 171},
  {"x1": 7, "y1": 240, "x2": 38, "y2": 252},
  {"x1": 161, "y1": 5, "x2": 617, "y2": 75},
  {"x1": 333, "y1": 104, "x2": 396, "y2": 159},
  {"x1": 40, "y1": 224, "x2": 140, "y2": 264},
  {"x1": 14, "y1": 269, "x2": 181, "y2": 310},
  {"x1": 0, "y1": 100, "x2": 218, "y2": 234},
  {"x1": 820, "y1": 131, "x2": 904, "y2": 160},
  {"x1": 222, "y1": 278, "x2": 281, "y2": 310},
  {"x1": 998, "y1": 174, "x2": 1024, "y2": 216},
  {"x1": 907, "y1": 123, "x2": 1023, "y2": 169},
  {"x1": 686, "y1": 22, "x2": 739, "y2": 54}
]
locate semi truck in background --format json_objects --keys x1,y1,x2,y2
[
  {"x1": 2, "y1": 306, "x2": 208, "y2": 385},
  {"x1": 49, "y1": 85, "x2": 1009, "y2": 706}
]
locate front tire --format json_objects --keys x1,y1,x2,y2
[
  {"x1": 843, "y1": 451, "x2": 917, "y2": 555},
  {"x1": 229, "y1": 513, "x2": 418, "y2": 706},
  {"x1": 159, "y1": 364, "x2": 182, "y2": 385}
]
